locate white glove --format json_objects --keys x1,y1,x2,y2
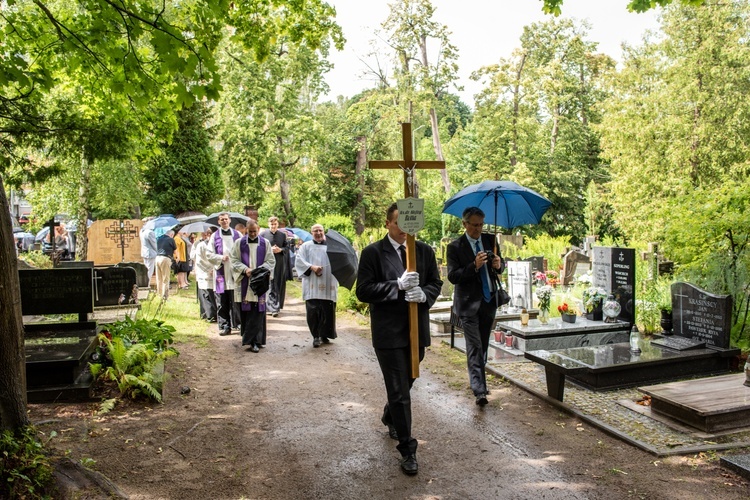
[
  {"x1": 397, "y1": 271, "x2": 420, "y2": 290},
  {"x1": 405, "y1": 286, "x2": 427, "y2": 303}
]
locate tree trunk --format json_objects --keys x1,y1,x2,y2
[
  {"x1": 77, "y1": 151, "x2": 92, "y2": 260},
  {"x1": 510, "y1": 53, "x2": 527, "y2": 167},
  {"x1": 429, "y1": 107, "x2": 450, "y2": 193},
  {"x1": 550, "y1": 104, "x2": 560, "y2": 157},
  {"x1": 279, "y1": 170, "x2": 293, "y2": 226},
  {"x1": 355, "y1": 136, "x2": 367, "y2": 235},
  {"x1": 0, "y1": 177, "x2": 30, "y2": 431}
]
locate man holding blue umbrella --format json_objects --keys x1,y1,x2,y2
[{"x1": 447, "y1": 207, "x2": 507, "y2": 407}]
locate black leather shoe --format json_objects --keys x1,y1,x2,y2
[
  {"x1": 219, "y1": 330, "x2": 231, "y2": 336},
  {"x1": 400, "y1": 454, "x2": 418, "y2": 475},
  {"x1": 250, "y1": 345, "x2": 260, "y2": 353},
  {"x1": 475, "y1": 393, "x2": 488, "y2": 406},
  {"x1": 380, "y1": 416, "x2": 398, "y2": 440},
  {"x1": 313, "y1": 337, "x2": 321, "y2": 348},
  {"x1": 322, "y1": 337, "x2": 331, "y2": 344}
]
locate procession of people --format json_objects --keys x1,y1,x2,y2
[{"x1": 135, "y1": 205, "x2": 508, "y2": 476}]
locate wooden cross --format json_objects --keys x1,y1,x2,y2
[
  {"x1": 44, "y1": 218, "x2": 60, "y2": 265},
  {"x1": 369, "y1": 122, "x2": 446, "y2": 378}
]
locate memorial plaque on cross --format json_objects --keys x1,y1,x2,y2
[
  {"x1": 105, "y1": 219, "x2": 140, "y2": 262},
  {"x1": 369, "y1": 122, "x2": 446, "y2": 377}
]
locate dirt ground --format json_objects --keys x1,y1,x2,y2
[{"x1": 29, "y1": 293, "x2": 750, "y2": 500}]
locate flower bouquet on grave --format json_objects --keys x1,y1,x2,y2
[
  {"x1": 558, "y1": 302, "x2": 578, "y2": 323},
  {"x1": 535, "y1": 285, "x2": 553, "y2": 324},
  {"x1": 546, "y1": 270, "x2": 560, "y2": 287},
  {"x1": 534, "y1": 271, "x2": 547, "y2": 286},
  {"x1": 582, "y1": 287, "x2": 607, "y2": 320}
]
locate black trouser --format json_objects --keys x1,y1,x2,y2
[
  {"x1": 198, "y1": 288, "x2": 217, "y2": 321},
  {"x1": 305, "y1": 299, "x2": 337, "y2": 339},
  {"x1": 375, "y1": 346, "x2": 425, "y2": 457},
  {"x1": 460, "y1": 298, "x2": 498, "y2": 396},
  {"x1": 240, "y1": 303, "x2": 266, "y2": 346},
  {"x1": 217, "y1": 290, "x2": 240, "y2": 333}
]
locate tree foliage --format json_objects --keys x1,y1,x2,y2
[
  {"x1": 541, "y1": 0, "x2": 706, "y2": 16},
  {"x1": 145, "y1": 102, "x2": 222, "y2": 214}
]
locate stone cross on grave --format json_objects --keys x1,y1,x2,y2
[
  {"x1": 105, "y1": 219, "x2": 139, "y2": 262},
  {"x1": 369, "y1": 122, "x2": 446, "y2": 377}
]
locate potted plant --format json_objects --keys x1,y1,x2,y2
[
  {"x1": 582, "y1": 287, "x2": 607, "y2": 321},
  {"x1": 558, "y1": 302, "x2": 577, "y2": 323}
]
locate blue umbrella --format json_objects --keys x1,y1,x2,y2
[
  {"x1": 288, "y1": 227, "x2": 313, "y2": 242},
  {"x1": 442, "y1": 180, "x2": 551, "y2": 229},
  {"x1": 143, "y1": 214, "x2": 180, "y2": 232}
]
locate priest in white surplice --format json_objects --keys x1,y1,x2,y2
[
  {"x1": 230, "y1": 220, "x2": 275, "y2": 352},
  {"x1": 295, "y1": 224, "x2": 338, "y2": 348}
]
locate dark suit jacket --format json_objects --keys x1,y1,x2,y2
[
  {"x1": 447, "y1": 233, "x2": 505, "y2": 317},
  {"x1": 356, "y1": 236, "x2": 443, "y2": 350}
]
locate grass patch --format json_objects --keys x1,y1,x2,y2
[{"x1": 139, "y1": 282, "x2": 210, "y2": 347}]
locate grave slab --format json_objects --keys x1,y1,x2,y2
[
  {"x1": 640, "y1": 373, "x2": 750, "y2": 432},
  {"x1": 495, "y1": 316, "x2": 629, "y2": 352},
  {"x1": 721, "y1": 453, "x2": 750, "y2": 482},
  {"x1": 524, "y1": 336, "x2": 739, "y2": 401}
]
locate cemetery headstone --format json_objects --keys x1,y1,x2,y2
[
  {"x1": 592, "y1": 246, "x2": 635, "y2": 324},
  {"x1": 506, "y1": 261, "x2": 532, "y2": 310},
  {"x1": 118, "y1": 261, "x2": 149, "y2": 288},
  {"x1": 561, "y1": 250, "x2": 591, "y2": 286},
  {"x1": 522, "y1": 255, "x2": 544, "y2": 274},
  {"x1": 670, "y1": 282, "x2": 732, "y2": 349},
  {"x1": 93, "y1": 266, "x2": 138, "y2": 307},
  {"x1": 19, "y1": 267, "x2": 93, "y2": 322},
  {"x1": 87, "y1": 219, "x2": 143, "y2": 265}
]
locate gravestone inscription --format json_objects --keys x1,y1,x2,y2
[
  {"x1": 507, "y1": 261, "x2": 532, "y2": 310},
  {"x1": 671, "y1": 282, "x2": 731, "y2": 349},
  {"x1": 87, "y1": 219, "x2": 143, "y2": 265},
  {"x1": 592, "y1": 246, "x2": 635, "y2": 324},
  {"x1": 94, "y1": 266, "x2": 138, "y2": 307},
  {"x1": 19, "y1": 268, "x2": 93, "y2": 322}
]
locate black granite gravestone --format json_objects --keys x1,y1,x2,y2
[
  {"x1": 94, "y1": 266, "x2": 137, "y2": 307},
  {"x1": 117, "y1": 261, "x2": 149, "y2": 288},
  {"x1": 671, "y1": 282, "x2": 732, "y2": 349},
  {"x1": 19, "y1": 268, "x2": 98, "y2": 402},
  {"x1": 592, "y1": 247, "x2": 635, "y2": 324},
  {"x1": 19, "y1": 267, "x2": 93, "y2": 322}
]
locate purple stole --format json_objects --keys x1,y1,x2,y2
[
  {"x1": 240, "y1": 236, "x2": 267, "y2": 312},
  {"x1": 213, "y1": 229, "x2": 240, "y2": 294}
]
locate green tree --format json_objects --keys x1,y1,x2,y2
[
  {"x1": 599, "y1": 0, "x2": 750, "y2": 242},
  {"x1": 145, "y1": 102, "x2": 222, "y2": 214},
  {"x1": 541, "y1": 0, "x2": 706, "y2": 16},
  {"x1": 0, "y1": 0, "x2": 342, "y2": 433},
  {"x1": 470, "y1": 18, "x2": 613, "y2": 241}
]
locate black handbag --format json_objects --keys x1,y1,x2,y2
[{"x1": 249, "y1": 267, "x2": 271, "y2": 297}]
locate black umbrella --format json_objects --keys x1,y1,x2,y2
[
  {"x1": 205, "y1": 212, "x2": 250, "y2": 229},
  {"x1": 324, "y1": 229, "x2": 358, "y2": 290}
]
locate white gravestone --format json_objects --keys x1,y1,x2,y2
[{"x1": 507, "y1": 261, "x2": 533, "y2": 311}]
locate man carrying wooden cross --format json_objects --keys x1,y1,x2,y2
[
  {"x1": 356, "y1": 203, "x2": 442, "y2": 476},
  {"x1": 357, "y1": 122, "x2": 445, "y2": 476}
]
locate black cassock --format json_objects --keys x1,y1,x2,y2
[{"x1": 260, "y1": 229, "x2": 288, "y2": 313}]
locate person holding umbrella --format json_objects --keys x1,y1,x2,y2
[
  {"x1": 206, "y1": 212, "x2": 242, "y2": 336},
  {"x1": 356, "y1": 203, "x2": 442, "y2": 476},
  {"x1": 447, "y1": 206, "x2": 507, "y2": 407},
  {"x1": 294, "y1": 224, "x2": 338, "y2": 348}
]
